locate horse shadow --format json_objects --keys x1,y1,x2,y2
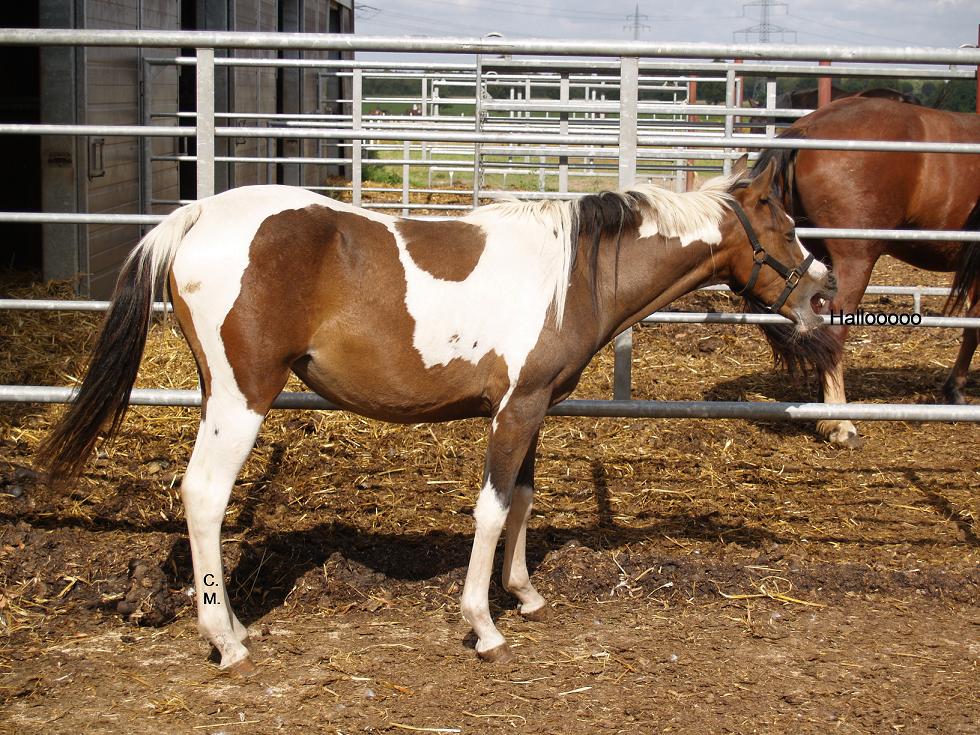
[{"x1": 164, "y1": 511, "x2": 792, "y2": 626}]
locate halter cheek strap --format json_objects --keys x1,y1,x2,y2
[{"x1": 729, "y1": 200, "x2": 815, "y2": 314}]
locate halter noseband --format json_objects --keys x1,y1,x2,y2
[{"x1": 729, "y1": 200, "x2": 815, "y2": 313}]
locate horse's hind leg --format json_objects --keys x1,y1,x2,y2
[
  {"x1": 502, "y1": 432, "x2": 548, "y2": 620},
  {"x1": 943, "y1": 290, "x2": 979, "y2": 404},
  {"x1": 181, "y1": 393, "x2": 265, "y2": 671}
]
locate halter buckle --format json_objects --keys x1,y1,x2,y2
[{"x1": 785, "y1": 270, "x2": 802, "y2": 288}]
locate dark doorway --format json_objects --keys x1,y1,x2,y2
[
  {"x1": 178, "y1": 0, "x2": 198, "y2": 200},
  {"x1": 0, "y1": 5, "x2": 42, "y2": 271}
]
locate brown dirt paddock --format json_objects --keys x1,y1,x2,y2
[{"x1": 0, "y1": 255, "x2": 977, "y2": 735}]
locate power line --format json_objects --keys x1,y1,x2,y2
[
  {"x1": 624, "y1": 3, "x2": 651, "y2": 41},
  {"x1": 734, "y1": 0, "x2": 796, "y2": 43}
]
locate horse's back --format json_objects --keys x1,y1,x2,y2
[{"x1": 789, "y1": 99, "x2": 979, "y2": 235}]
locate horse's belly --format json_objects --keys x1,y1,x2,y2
[{"x1": 292, "y1": 349, "x2": 500, "y2": 423}]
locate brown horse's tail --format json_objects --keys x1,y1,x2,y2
[
  {"x1": 944, "y1": 199, "x2": 980, "y2": 315},
  {"x1": 743, "y1": 130, "x2": 840, "y2": 376},
  {"x1": 37, "y1": 202, "x2": 202, "y2": 486}
]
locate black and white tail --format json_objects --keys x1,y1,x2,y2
[{"x1": 38, "y1": 202, "x2": 202, "y2": 485}]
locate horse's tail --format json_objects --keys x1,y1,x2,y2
[
  {"x1": 944, "y1": 199, "x2": 980, "y2": 315},
  {"x1": 743, "y1": 128, "x2": 840, "y2": 376},
  {"x1": 37, "y1": 201, "x2": 203, "y2": 486}
]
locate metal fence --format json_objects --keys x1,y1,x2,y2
[{"x1": 1, "y1": 29, "x2": 979, "y2": 424}]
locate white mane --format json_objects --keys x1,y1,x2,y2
[{"x1": 465, "y1": 172, "x2": 740, "y2": 329}]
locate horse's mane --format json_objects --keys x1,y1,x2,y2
[
  {"x1": 751, "y1": 128, "x2": 806, "y2": 213},
  {"x1": 471, "y1": 174, "x2": 740, "y2": 326}
]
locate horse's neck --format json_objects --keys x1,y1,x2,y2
[{"x1": 589, "y1": 233, "x2": 723, "y2": 343}]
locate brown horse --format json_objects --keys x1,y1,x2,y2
[
  {"x1": 751, "y1": 97, "x2": 980, "y2": 447},
  {"x1": 39, "y1": 158, "x2": 833, "y2": 671}
]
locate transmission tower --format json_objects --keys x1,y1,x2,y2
[
  {"x1": 624, "y1": 3, "x2": 650, "y2": 40},
  {"x1": 734, "y1": 0, "x2": 796, "y2": 43}
]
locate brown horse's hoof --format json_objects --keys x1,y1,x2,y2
[
  {"x1": 823, "y1": 422, "x2": 865, "y2": 450},
  {"x1": 521, "y1": 604, "x2": 551, "y2": 623},
  {"x1": 477, "y1": 642, "x2": 516, "y2": 664},
  {"x1": 942, "y1": 384, "x2": 966, "y2": 405},
  {"x1": 224, "y1": 656, "x2": 258, "y2": 677},
  {"x1": 836, "y1": 433, "x2": 865, "y2": 450}
]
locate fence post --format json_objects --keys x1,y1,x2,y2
[
  {"x1": 402, "y1": 140, "x2": 410, "y2": 217},
  {"x1": 818, "y1": 60, "x2": 832, "y2": 108},
  {"x1": 195, "y1": 47, "x2": 215, "y2": 198},
  {"x1": 723, "y1": 66, "x2": 735, "y2": 175},
  {"x1": 614, "y1": 56, "x2": 639, "y2": 401},
  {"x1": 976, "y1": 24, "x2": 980, "y2": 114},
  {"x1": 559, "y1": 71, "x2": 569, "y2": 194},
  {"x1": 686, "y1": 78, "x2": 698, "y2": 191},
  {"x1": 352, "y1": 67, "x2": 362, "y2": 207},
  {"x1": 766, "y1": 78, "x2": 777, "y2": 138},
  {"x1": 139, "y1": 55, "x2": 151, "y2": 218},
  {"x1": 473, "y1": 54, "x2": 484, "y2": 209}
]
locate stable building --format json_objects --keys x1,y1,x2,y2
[{"x1": 0, "y1": 0, "x2": 354, "y2": 298}]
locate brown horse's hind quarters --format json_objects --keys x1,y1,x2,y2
[
  {"x1": 751, "y1": 97, "x2": 980, "y2": 448},
  {"x1": 37, "y1": 158, "x2": 833, "y2": 670}
]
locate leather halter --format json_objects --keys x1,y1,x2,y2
[{"x1": 729, "y1": 200, "x2": 815, "y2": 313}]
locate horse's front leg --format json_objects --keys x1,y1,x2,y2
[
  {"x1": 815, "y1": 249, "x2": 876, "y2": 449},
  {"x1": 460, "y1": 395, "x2": 548, "y2": 663},
  {"x1": 502, "y1": 432, "x2": 548, "y2": 620}
]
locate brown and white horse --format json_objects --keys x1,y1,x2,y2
[
  {"x1": 751, "y1": 97, "x2": 980, "y2": 447},
  {"x1": 39, "y1": 158, "x2": 833, "y2": 670}
]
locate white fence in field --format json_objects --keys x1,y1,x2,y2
[{"x1": 0, "y1": 29, "x2": 979, "y2": 423}]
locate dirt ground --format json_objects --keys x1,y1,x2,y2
[{"x1": 0, "y1": 256, "x2": 977, "y2": 735}]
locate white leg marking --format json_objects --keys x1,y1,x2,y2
[
  {"x1": 818, "y1": 359, "x2": 860, "y2": 447},
  {"x1": 502, "y1": 484, "x2": 546, "y2": 615},
  {"x1": 181, "y1": 394, "x2": 264, "y2": 668},
  {"x1": 460, "y1": 481, "x2": 509, "y2": 653}
]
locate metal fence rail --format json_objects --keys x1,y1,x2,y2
[{"x1": 2, "y1": 386, "x2": 978, "y2": 423}]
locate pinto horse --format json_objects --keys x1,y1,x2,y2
[
  {"x1": 751, "y1": 97, "x2": 980, "y2": 447},
  {"x1": 39, "y1": 157, "x2": 832, "y2": 670}
]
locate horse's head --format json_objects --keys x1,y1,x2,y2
[{"x1": 723, "y1": 156, "x2": 835, "y2": 334}]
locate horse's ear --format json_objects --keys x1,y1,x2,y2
[
  {"x1": 745, "y1": 158, "x2": 777, "y2": 201},
  {"x1": 732, "y1": 154, "x2": 749, "y2": 178}
]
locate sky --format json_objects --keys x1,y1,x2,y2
[{"x1": 353, "y1": 0, "x2": 979, "y2": 51}]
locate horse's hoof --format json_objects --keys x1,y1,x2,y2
[
  {"x1": 831, "y1": 433, "x2": 864, "y2": 450},
  {"x1": 477, "y1": 642, "x2": 516, "y2": 664},
  {"x1": 521, "y1": 604, "x2": 551, "y2": 623},
  {"x1": 825, "y1": 423, "x2": 864, "y2": 450},
  {"x1": 223, "y1": 656, "x2": 258, "y2": 677},
  {"x1": 942, "y1": 385, "x2": 966, "y2": 405}
]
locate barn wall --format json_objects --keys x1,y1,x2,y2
[
  {"x1": 230, "y1": 0, "x2": 278, "y2": 188},
  {"x1": 78, "y1": 0, "x2": 181, "y2": 298},
  {"x1": 38, "y1": 0, "x2": 353, "y2": 298}
]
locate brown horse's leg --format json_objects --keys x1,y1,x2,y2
[
  {"x1": 461, "y1": 393, "x2": 549, "y2": 663},
  {"x1": 942, "y1": 289, "x2": 979, "y2": 404},
  {"x1": 501, "y1": 431, "x2": 549, "y2": 621},
  {"x1": 815, "y1": 247, "x2": 878, "y2": 449}
]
